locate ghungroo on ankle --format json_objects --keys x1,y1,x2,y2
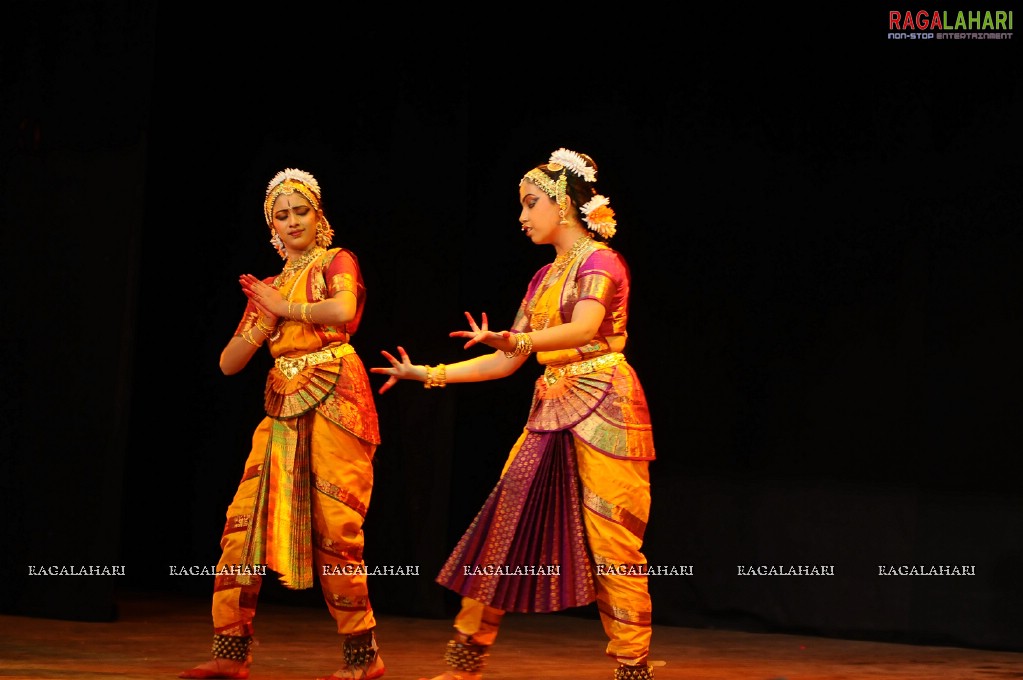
[
  {"x1": 212, "y1": 634, "x2": 252, "y2": 662},
  {"x1": 342, "y1": 630, "x2": 379, "y2": 669},
  {"x1": 444, "y1": 637, "x2": 488, "y2": 673},
  {"x1": 614, "y1": 662, "x2": 654, "y2": 680}
]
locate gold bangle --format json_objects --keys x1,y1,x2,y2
[
  {"x1": 287, "y1": 301, "x2": 295, "y2": 319},
  {"x1": 519, "y1": 333, "x2": 533, "y2": 356},
  {"x1": 504, "y1": 332, "x2": 533, "y2": 358},
  {"x1": 302, "y1": 303, "x2": 314, "y2": 323},
  {"x1": 254, "y1": 318, "x2": 276, "y2": 337},
  {"x1": 424, "y1": 364, "x2": 447, "y2": 389}
]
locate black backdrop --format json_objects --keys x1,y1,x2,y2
[{"x1": 2, "y1": 1, "x2": 1021, "y2": 654}]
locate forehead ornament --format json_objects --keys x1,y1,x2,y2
[{"x1": 519, "y1": 147, "x2": 598, "y2": 211}]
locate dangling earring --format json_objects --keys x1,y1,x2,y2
[
  {"x1": 559, "y1": 208, "x2": 567, "y2": 225},
  {"x1": 270, "y1": 232, "x2": 286, "y2": 259},
  {"x1": 316, "y1": 220, "x2": 334, "y2": 248}
]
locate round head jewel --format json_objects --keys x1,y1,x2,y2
[{"x1": 263, "y1": 167, "x2": 334, "y2": 258}]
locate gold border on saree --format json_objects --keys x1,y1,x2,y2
[
  {"x1": 275, "y1": 343, "x2": 355, "y2": 381},
  {"x1": 543, "y1": 352, "x2": 625, "y2": 386}
]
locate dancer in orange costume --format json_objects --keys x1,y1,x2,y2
[
  {"x1": 180, "y1": 168, "x2": 385, "y2": 680},
  {"x1": 374, "y1": 148, "x2": 656, "y2": 680}
]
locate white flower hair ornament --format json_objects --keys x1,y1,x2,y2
[
  {"x1": 580, "y1": 194, "x2": 617, "y2": 239},
  {"x1": 548, "y1": 148, "x2": 597, "y2": 182},
  {"x1": 266, "y1": 167, "x2": 321, "y2": 197}
]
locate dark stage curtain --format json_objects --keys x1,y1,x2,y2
[{"x1": 4, "y1": 1, "x2": 1021, "y2": 653}]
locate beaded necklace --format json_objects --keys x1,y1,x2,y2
[
  {"x1": 274, "y1": 247, "x2": 325, "y2": 299},
  {"x1": 526, "y1": 235, "x2": 593, "y2": 321}
]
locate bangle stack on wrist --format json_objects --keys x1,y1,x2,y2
[
  {"x1": 255, "y1": 318, "x2": 275, "y2": 335},
  {"x1": 254, "y1": 317, "x2": 281, "y2": 343},
  {"x1": 503, "y1": 332, "x2": 534, "y2": 358},
  {"x1": 423, "y1": 363, "x2": 447, "y2": 389}
]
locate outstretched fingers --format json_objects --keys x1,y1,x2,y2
[
  {"x1": 458, "y1": 310, "x2": 491, "y2": 349},
  {"x1": 371, "y1": 346, "x2": 413, "y2": 395}
]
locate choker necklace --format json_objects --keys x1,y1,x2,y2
[
  {"x1": 274, "y1": 247, "x2": 325, "y2": 289},
  {"x1": 552, "y1": 235, "x2": 593, "y2": 269}
]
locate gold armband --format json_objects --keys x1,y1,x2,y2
[{"x1": 240, "y1": 329, "x2": 262, "y2": 347}]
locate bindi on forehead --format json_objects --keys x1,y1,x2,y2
[{"x1": 274, "y1": 193, "x2": 312, "y2": 211}]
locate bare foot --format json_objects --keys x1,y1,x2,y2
[
  {"x1": 178, "y1": 657, "x2": 250, "y2": 679},
  {"x1": 317, "y1": 653, "x2": 386, "y2": 679}
]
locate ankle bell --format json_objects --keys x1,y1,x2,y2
[
  {"x1": 342, "y1": 630, "x2": 379, "y2": 669},
  {"x1": 212, "y1": 634, "x2": 253, "y2": 662},
  {"x1": 444, "y1": 637, "x2": 488, "y2": 674},
  {"x1": 614, "y1": 662, "x2": 654, "y2": 680}
]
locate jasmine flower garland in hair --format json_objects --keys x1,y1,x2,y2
[
  {"x1": 266, "y1": 168, "x2": 321, "y2": 195},
  {"x1": 580, "y1": 194, "x2": 617, "y2": 239},
  {"x1": 549, "y1": 148, "x2": 596, "y2": 182}
]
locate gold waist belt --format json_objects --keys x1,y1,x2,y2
[
  {"x1": 543, "y1": 352, "x2": 625, "y2": 386},
  {"x1": 275, "y1": 343, "x2": 355, "y2": 381}
]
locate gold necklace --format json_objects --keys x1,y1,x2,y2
[
  {"x1": 527, "y1": 235, "x2": 593, "y2": 320},
  {"x1": 552, "y1": 235, "x2": 593, "y2": 271},
  {"x1": 274, "y1": 247, "x2": 325, "y2": 293}
]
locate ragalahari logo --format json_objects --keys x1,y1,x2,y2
[{"x1": 888, "y1": 9, "x2": 1013, "y2": 40}]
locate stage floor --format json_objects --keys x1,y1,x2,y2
[{"x1": 0, "y1": 590, "x2": 1020, "y2": 679}]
